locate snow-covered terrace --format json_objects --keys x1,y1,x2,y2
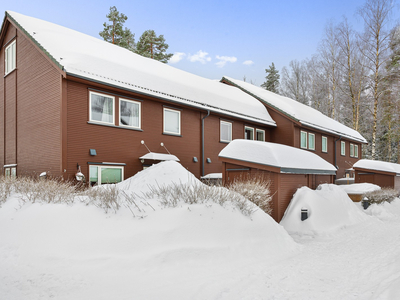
[
  {"x1": 221, "y1": 76, "x2": 367, "y2": 143},
  {"x1": 6, "y1": 11, "x2": 276, "y2": 127}
]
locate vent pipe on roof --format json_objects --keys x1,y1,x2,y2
[{"x1": 201, "y1": 110, "x2": 211, "y2": 177}]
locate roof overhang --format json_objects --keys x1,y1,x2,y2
[{"x1": 139, "y1": 152, "x2": 180, "y2": 162}]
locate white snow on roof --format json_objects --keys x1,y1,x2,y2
[
  {"x1": 219, "y1": 139, "x2": 337, "y2": 174},
  {"x1": 139, "y1": 152, "x2": 179, "y2": 161},
  {"x1": 222, "y1": 76, "x2": 367, "y2": 143},
  {"x1": 353, "y1": 159, "x2": 400, "y2": 175},
  {"x1": 6, "y1": 11, "x2": 275, "y2": 126},
  {"x1": 339, "y1": 183, "x2": 381, "y2": 194}
]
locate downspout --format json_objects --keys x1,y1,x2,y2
[
  {"x1": 334, "y1": 136, "x2": 342, "y2": 180},
  {"x1": 201, "y1": 110, "x2": 211, "y2": 177}
]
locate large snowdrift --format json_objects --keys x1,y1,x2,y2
[{"x1": 280, "y1": 184, "x2": 369, "y2": 235}]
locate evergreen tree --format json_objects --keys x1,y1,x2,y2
[
  {"x1": 261, "y1": 63, "x2": 280, "y2": 93},
  {"x1": 135, "y1": 30, "x2": 173, "y2": 63},
  {"x1": 99, "y1": 6, "x2": 135, "y2": 51}
]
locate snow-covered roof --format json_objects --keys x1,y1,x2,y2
[
  {"x1": 5, "y1": 11, "x2": 276, "y2": 127},
  {"x1": 353, "y1": 159, "x2": 400, "y2": 175},
  {"x1": 221, "y1": 76, "x2": 367, "y2": 143},
  {"x1": 219, "y1": 140, "x2": 337, "y2": 174},
  {"x1": 139, "y1": 152, "x2": 179, "y2": 162}
]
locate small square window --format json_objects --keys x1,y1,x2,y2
[
  {"x1": 120, "y1": 98, "x2": 141, "y2": 128},
  {"x1": 308, "y1": 133, "x2": 315, "y2": 150},
  {"x1": 322, "y1": 136, "x2": 328, "y2": 153},
  {"x1": 89, "y1": 91, "x2": 115, "y2": 125},
  {"x1": 244, "y1": 126, "x2": 254, "y2": 140},
  {"x1": 163, "y1": 108, "x2": 181, "y2": 135},
  {"x1": 220, "y1": 121, "x2": 232, "y2": 142},
  {"x1": 5, "y1": 40, "x2": 16, "y2": 75},
  {"x1": 300, "y1": 131, "x2": 307, "y2": 149},
  {"x1": 256, "y1": 129, "x2": 265, "y2": 141},
  {"x1": 341, "y1": 141, "x2": 346, "y2": 156}
]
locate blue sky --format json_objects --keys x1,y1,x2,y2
[{"x1": 1, "y1": 0, "x2": 399, "y2": 86}]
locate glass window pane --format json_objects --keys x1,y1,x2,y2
[
  {"x1": 120, "y1": 100, "x2": 140, "y2": 127},
  {"x1": 245, "y1": 127, "x2": 254, "y2": 140},
  {"x1": 256, "y1": 130, "x2": 265, "y2": 141},
  {"x1": 91, "y1": 93, "x2": 114, "y2": 124},
  {"x1": 308, "y1": 134, "x2": 315, "y2": 150},
  {"x1": 355, "y1": 145, "x2": 359, "y2": 158},
  {"x1": 322, "y1": 137, "x2": 327, "y2": 152},
  {"x1": 350, "y1": 144, "x2": 354, "y2": 157},
  {"x1": 89, "y1": 166, "x2": 98, "y2": 183},
  {"x1": 341, "y1": 141, "x2": 345, "y2": 155},
  {"x1": 164, "y1": 109, "x2": 180, "y2": 134},
  {"x1": 300, "y1": 132, "x2": 307, "y2": 148},
  {"x1": 101, "y1": 168, "x2": 122, "y2": 184},
  {"x1": 220, "y1": 121, "x2": 232, "y2": 142}
]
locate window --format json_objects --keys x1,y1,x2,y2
[
  {"x1": 163, "y1": 108, "x2": 181, "y2": 135},
  {"x1": 244, "y1": 126, "x2": 254, "y2": 140},
  {"x1": 341, "y1": 141, "x2": 346, "y2": 156},
  {"x1": 256, "y1": 129, "x2": 265, "y2": 141},
  {"x1": 4, "y1": 167, "x2": 16, "y2": 178},
  {"x1": 220, "y1": 121, "x2": 232, "y2": 142},
  {"x1": 89, "y1": 91, "x2": 114, "y2": 125},
  {"x1": 5, "y1": 40, "x2": 16, "y2": 75},
  {"x1": 120, "y1": 99, "x2": 141, "y2": 128},
  {"x1": 322, "y1": 136, "x2": 328, "y2": 153},
  {"x1": 354, "y1": 144, "x2": 359, "y2": 158},
  {"x1": 300, "y1": 131, "x2": 307, "y2": 149},
  {"x1": 89, "y1": 165, "x2": 124, "y2": 185},
  {"x1": 308, "y1": 133, "x2": 315, "y2": 150},
  {"x1": 350, "y1": 143, "x2": 354, "y2": 157}
]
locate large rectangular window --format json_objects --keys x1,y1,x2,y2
[
  {"x1": 350, "y1": 143, "x2": 354, "y2": 157},
  {"x1": 89, "y1": 165, "x2": 124, "y2": 185},
  {"x1": 220, "y1": 120, "x2": 232, "y2": 142},
  {"x1": 322, "y1": 136, "x2": 328, "y2": 153},
  {"x1": 308, "y1": 133, "x2": 315, "y2": 150},
  {"x1": 163, "y1": 108, "x2": 181, "y2": 135},
  {"x1": 300, "y1": 131, "x2": 307, "y2": 149},
  {"x1": 244, "y1": 126, "x2": 254, "y2": 140},
  {"x1": 89, "y1": 91, "x2": 115, "y2": 125},
  {"x1": 341, "y1": 141, "x2": 346, "y2": 156},
  {"x1": 256, "y1": 129, "x2": 265, "y2": 141},
  {"x1": 5, "y1": 40, "x2": 16, "y2": 75},
  {"x1": 120, "y1": 98, "x2": 141, "y2": 128}
]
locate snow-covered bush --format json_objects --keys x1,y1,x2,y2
[
  {"x1": 82, "y1": 184, "x2": 121, "y2": 213},
  {"x1": 141, "y1": 181, "x2": 256, "y2": 216},
  {"x1": 362, "y1": 188, "x2": 399, "y2": 206},
  {"x1": 227, "y1": 175, "x2": 273, "y2": 215},
  {"x1": 0, "y1": 176, "x2": 16, "y2": 206}
]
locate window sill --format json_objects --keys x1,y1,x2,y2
[
  {"x1": 87, "y1": 121, "x2": 143, "y2": 131},
  {"x1": 220, "y1": 140, "x2": 231, "y2": 144},
  {"x1": 162, "y1": 132, "x2": 182, "y2": 137}
]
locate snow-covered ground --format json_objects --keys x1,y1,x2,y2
[{"x1": 1, "y1": 161, "x2": 400, "y2": 299}]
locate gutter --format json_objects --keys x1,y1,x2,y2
[{"x1": 201, "y1": 110, "x2": 211, "y2": 177}]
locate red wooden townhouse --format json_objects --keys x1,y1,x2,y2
[
  {"x1": 220, "y1": 77, "x2": 367, "y2": 179},
  {"x1": 0, "y1": 11, "x2": 276, "y2": 184}
]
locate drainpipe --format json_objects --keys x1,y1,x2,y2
[
  {"x1": 201, "y1": 110, "x2": 211, "y2": 177},
  {"x1": 334, "y1": 136, "x2": 342, "y2": 180}
]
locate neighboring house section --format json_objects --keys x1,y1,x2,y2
[
  {"x1": 0, "y1": 11, "x2": 275, "y2": 182},
  {"x1": 220, "y1": 76, "x2": 367, "y2": 179}
]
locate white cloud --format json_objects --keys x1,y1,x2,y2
[
  {"x1": 243, "y1": 60, "x2": 254, "y2": 66},
  {"x1": 187, "y1": 50, "x2": 212, "y2": 64},
  {"x1": 170, "y1": 52, "x2": 186, "y2": 64},
  {"x1": 215, "y1": 55, "x2": 237, "y2": 68}
]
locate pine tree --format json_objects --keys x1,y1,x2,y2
[
  {"x1": 135, "y1": 30, "x2": 173, "y2": 63},
  {"x1": 261, "y1": 63, "x2": 280, "y2": 93},
  {"x1": 99, "y1": 6, "x2": 135, "y2": 51}
]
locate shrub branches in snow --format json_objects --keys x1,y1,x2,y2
[
  {"x1": 227, "y1": 175, "x2": 273, "y2": 216},
  {"x1": 362, "y1": 188, "x2": 400, "y2": 205},
  {"x1": 0, "y1": 176, "x2": 16, "y2": 206}
]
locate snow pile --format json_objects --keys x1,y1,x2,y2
[
  {"x1": 353, "y1": 159, "x2": 400, "y2": 174},
  {"x1": 339, "y1": 183, "x2": 381, "y2": 194},
  {"x1": 219, "y1": 139, "x2": 336, "y2": 174},
  {"x1": 280, "y1": 184, "x2": 369, "y2": 235}
]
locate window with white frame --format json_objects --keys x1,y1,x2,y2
[
  {"x1": 341, "y1": 141, "x2": 346, "y2": 156},
  {"x1": 120, "y1": 98, "x2": 141, "y2": 128},
  {"x1": 5, "y1": 40, "x2": 16, "y2": 75},
  {"x1": 244, "y1": 126, "x2": 254, "y2": 140},
  {"x1": 300, "y1": 131, "x2": 307, "y2": 149},
  {"x1": 350, "y1": 143, "x2": 354, "y2": 157},
  {"x1": 354, "y1": 144, "x2": 359, "y2": 158},
  {"x1": 89, "y1": 165, "x2": 124, "y2": 185},
  {"x1": 4, "y1": 166, "x2": 16, "y2": 178},
  {"x1": 220, "y1": 120, "x2": 232, "y2": 142},
  {"x1": 256, "y1": 129, "x2": 265, "y2": 141},
  {"x1": 163, "y1": 108, "x2": 181, "y2": 135},
  {"x1": 89, "y1": 91, "x2": 115, "y2": 125},
  {"x1": 322, "y1": 136, "x2": 328, "y2": 153},
  {"x1": 308, "y1": 133, "x2": 315, "y2": 150}
]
